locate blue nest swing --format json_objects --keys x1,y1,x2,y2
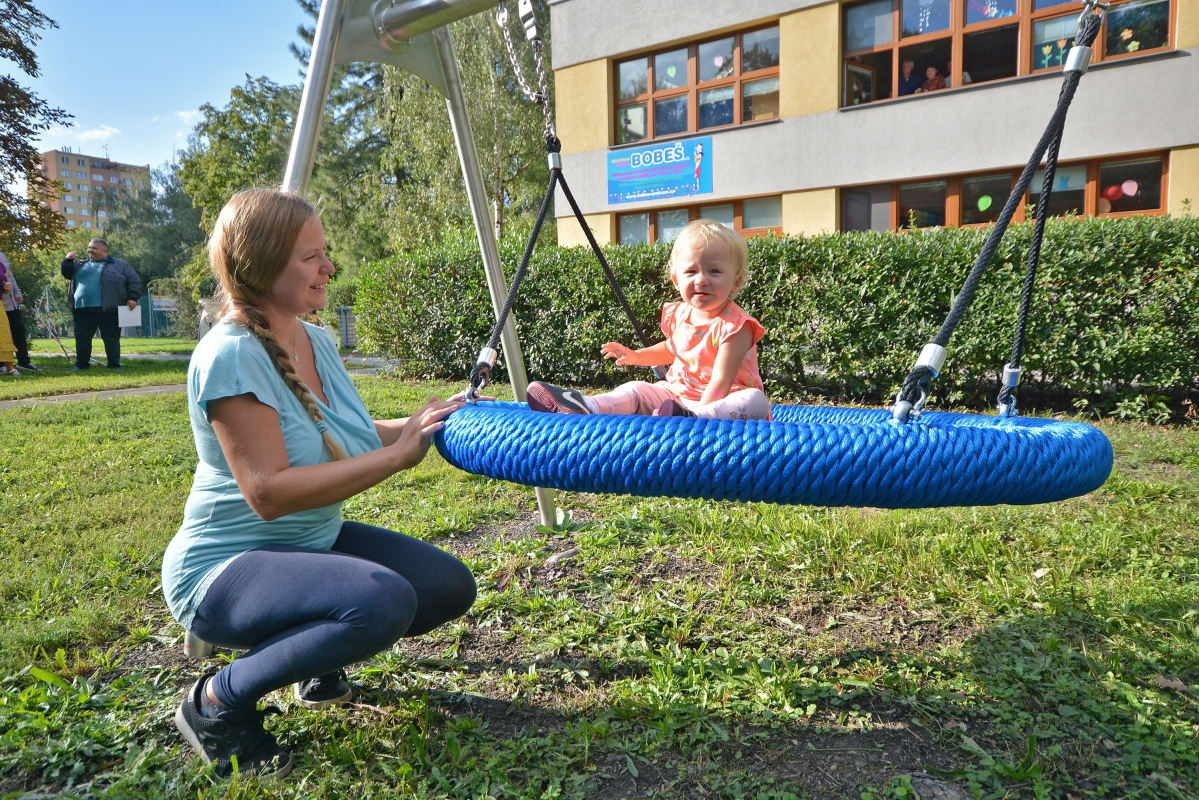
[{"x1": 438, "y1": 6, "x2": 1115, "y2": 510}]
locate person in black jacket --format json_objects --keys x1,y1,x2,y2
[{"x1": 61, "y1": 238, "x2": 143, "y2": 370}]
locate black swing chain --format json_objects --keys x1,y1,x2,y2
[
  {"x1": 891, "y1": 1, "x2": 1107, "y2": 423},
  {"x1": 467, "y1": 4, "x2": 665, "y2": 401}
]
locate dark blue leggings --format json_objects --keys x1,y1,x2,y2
[{"x1": 189, "y1": 521, "x2": 476, "y2": 710}]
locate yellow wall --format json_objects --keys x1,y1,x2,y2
[
  {"x1": 1169, "y1": 145, "x2": 1199, "y2": 216},
  {"x1": 779, "y1": 2, "x2": 841, "y2": 118},
  {"x1": 557, "y1": 212, "x2": 614, "y2": 246},
  {"x1": 1178, "y1": 0, "x2": 1199, "y2": 48},
  {"x1": 554, "y1": 59, "x2": 611, "y2": 156},
  {"x1": 782, "y1": 189, "x2": 838, "y2": 235}
]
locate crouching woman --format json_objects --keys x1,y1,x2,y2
[{"x1": 162, "y1": 188, "x2": 475, "y2": 778}]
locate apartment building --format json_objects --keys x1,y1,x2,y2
[
  {"x1": 550, "y1": 0, "x2": 1199, "y2": 245},
  {"x1": 39, "y1": 148, "x2": 151, "y2": 231}
]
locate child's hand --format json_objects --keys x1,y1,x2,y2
[{"x1": 601, "y1": 342, "x2": 635, "y2": 365}]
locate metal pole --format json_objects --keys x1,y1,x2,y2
[
  {"x1": 283, "y1": 0, "x2": 349, "y2": 193},
  {"x1": 432, "y1": 25, "x2": 557, "y2": 529}
]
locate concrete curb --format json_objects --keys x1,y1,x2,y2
[{"x1": 0, "y1": 383, "x2": 187, "y2": 411}]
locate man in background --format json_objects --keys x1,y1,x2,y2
[
  {"x1": 0, "y1": 252, "x2": 34, "y2": 371},
  {"x1": 61, "y1": 238, "x2": 142, "y2": 370}
]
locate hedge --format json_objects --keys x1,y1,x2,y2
[{"x1": 357, "y1": 216, "x2": 1199, "y2": 416}]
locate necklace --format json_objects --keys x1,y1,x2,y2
[{"x1": 292, "y1": 328, "x2": 301, "y2": 365}]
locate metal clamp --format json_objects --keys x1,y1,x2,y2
[
  {"x1": 1064, "y1": 45, "x2": 1092, "y2": 74},
  {"x1": 891, "y1": 385, "x2": 930, "y2": 424},
  {"x1": 548, "y1": 151, "x2": 561, "y2": 170},
  {"x1": 465, "y1": 346, "x2": 498, "y2": 403},
  {"x1": 996, "y1": 363, "x2": 1022, "y2": 417},
  {"x1": 914, "y1": 343, "x2": 947, "y2": 378},
  {"x1": 1001, "y1": 363, "x2": 1021, "y2": 388}
]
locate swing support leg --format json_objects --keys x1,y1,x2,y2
[{"x1": 433, "y1": 27, "x2": 557, "y2": 529}]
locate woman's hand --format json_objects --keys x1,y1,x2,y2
[
  {"x1": 386, "y1": 396, "x2": 462, "y2": 472},
  {"x1": 601, "y1": 342, "x2": 635, "y2": 365}
]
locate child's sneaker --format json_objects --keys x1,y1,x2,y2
[
  {"x1": 294, "y1": 669, "x2": 353, "y2": 710},
  {"x1": 655, "y1": 398, "x2": 696, "y2": 418},
  {"x1": 526, "y1": 381, "x2": 591, "y2": 414},
  {"x1": 174, "y1": 671, "x2": 293, "y2": 779}
]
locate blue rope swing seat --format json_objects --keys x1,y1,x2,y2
[
  {"x1": 441, "y1": 4, "x2": 1115, "y2": 510},
  {"x1": 434, "y1": 403, "x2": 1113, "y2": 509}
]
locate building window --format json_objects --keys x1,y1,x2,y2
[
  {"x1": 618, "y1": 196, "x2": 784, "y2": 244},
  {"x1": 83, "y1": 221, "x2": 92, "y2": 229},
  {"x1": 66, "y1": 220, "x2": 76, "y2": 227},
  {"x1": 614, "y1": 24, "x2": 780, "y2": 143},
  {"x1": 843, "y1": 0, "x2": 1175, "y2": 106},
  {"x1": 77, "y1": 159, "x2": 85, "y2": 166},
  {"x1": 61, "y1": 156, "x2": 70, "y2": 164},
  {"x1": 64, "y1": 194, "x2": 74, "y2": 202},
  {"x1": 97, "y1": 210, "x2": 107, "y2": 219},
  {"x1": 109, "y1": 176, "x2": 119, "y2": 183},
  {"x1": 78, "y1": 184, "x2": 88, "y2": 193},
  {"x1": 64, "y1": 207, "x2": 74, "y2": 215},
  {"x1": 841, "y1": 152, "x2": 1166, "y2": 231},
  {"x1": 123, "y1": 178, "x2": 133, "y2": 185}
]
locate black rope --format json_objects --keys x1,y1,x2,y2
[
  {"x1": 895, "y1": 9, "x2": 1104, "y2": 415},
  {"x1": 469, "y1": 137, "x2": 667, "y2": 394}
]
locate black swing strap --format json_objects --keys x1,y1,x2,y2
[{"x1": 891, "y1": 2, "x2": 1107, "y2": 423}]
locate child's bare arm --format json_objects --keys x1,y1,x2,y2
[
  {"x1": 699, "y1": 326, "x2": 755, "y2": 405},
  {"x1": 601, "y1": 340, "x2": 674, "y2": 367}
]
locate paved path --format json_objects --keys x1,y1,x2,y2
[{"x1": 0, "y1": 383, "x2": 187, "y2": 411}]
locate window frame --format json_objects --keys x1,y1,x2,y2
[
  {"x1": 840, "y1": 151, "x2": 1168, "y2": 231},
  {"x1": 841, "y1": 0, "x2": 1176, "y2": 106},
  {"x1": 618, "y1": 197, "x2": 785, "y2": 244},
  {"x1": 613, "y1": 23, "x2": 781, "y2": 144}
]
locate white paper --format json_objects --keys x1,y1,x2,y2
[{"x1": 117, "y1": 304, "x2": 141, "y2": 327}]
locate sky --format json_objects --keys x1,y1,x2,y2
[{"x1": 10, "y1": 0, "x2": 313, "y2": 173}]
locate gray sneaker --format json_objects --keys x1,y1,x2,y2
[
  {"x1": 526, "y1": 381, "x2": 591, "y2": 414},
  {"x1": 294, "y1": 668, "x2": 353, "y2": 710}
]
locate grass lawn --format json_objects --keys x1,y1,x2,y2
[
  {"x1": 27, "y1": 337, "x2": 197, "y2": 356},
  {"x1": 0, "y1": 357, "x2": 188, "y2": 402},
  {"x1": 0, "y1": 377, "x2": 1195, "y2": 798}
]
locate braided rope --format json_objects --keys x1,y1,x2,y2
[
  {"x1": 232, "y1": 301, "x2": 348, "y2": 461},
  {"x1": 435, "y1": 403, "x2": 1113, "y2": 508}
]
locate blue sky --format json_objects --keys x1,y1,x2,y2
[{"x1": 13, "y1": 0, "x2": 312, "y2": 172}]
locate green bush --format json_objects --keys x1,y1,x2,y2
[{"x1": 357, "y1": 216, "x2": 1199, "y2": 415}]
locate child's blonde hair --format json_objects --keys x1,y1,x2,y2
[{"x1": 668, "y1": 219, "x2": 750, "y2": 296}]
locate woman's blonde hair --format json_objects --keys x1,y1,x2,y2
[
  {"x1": 205, "y1": 187, "x2": 347, "y2": 461},
  {"x1": 668, "y1": 219, "x2": 750, "y2": 296}
]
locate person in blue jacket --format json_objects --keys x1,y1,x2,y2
[
  {"x1": 60, "y1": 238, "x2": 142, "y2": 369},
  {"x1": 162, "y1": 188, "x2": 475, "y2": 779}
]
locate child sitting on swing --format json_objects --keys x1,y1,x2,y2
[{"x1": 527, "y1": 219, "x2": 770, "y2": 421}]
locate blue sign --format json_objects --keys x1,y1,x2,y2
[{"x1": 608, "y1": 137, "x2": 712, "y2": 205}]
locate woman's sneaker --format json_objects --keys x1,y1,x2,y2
[
  {"x1": 174, "y1": 671, "x2": 293, "y2": 779},
  {"x1": 655, "y1": 398, "x2": 696, "y2": 418},
  {"x1": 294, "y1": 669, "x2": 353, "y2": 710},
  {"x1": 526, "y1": 381, "x2": 591, "y2": 414}
]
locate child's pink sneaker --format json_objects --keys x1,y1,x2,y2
[{"x1": 526, "y1": 381, "x2": 591, "y2": 414}]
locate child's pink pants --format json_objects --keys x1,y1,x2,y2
[{"x1": 586, "y1": 381, "x2": 770, "y2": 420}]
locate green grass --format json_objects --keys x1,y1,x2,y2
[
  {"x1": 28, "y1": 337, "x2": 196, "y2": 355},
  {"x1": 0, "y1": 357, "x2": 188, "y2": 401},
  {"x1": 0, "y1": 377, "x2": 1196, "y2": 798}
]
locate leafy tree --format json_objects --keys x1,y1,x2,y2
[
  {"x1": 0, "y1": 0, "x2": 70, "y2": 255},
  {"x1": 92, "y1": 162, "x2": 206, "y2": 282},
  {"x1": 377, "y1": 6, "x2": 556, "y2": 247}
]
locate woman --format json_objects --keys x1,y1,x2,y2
[{"x1": 162, "y1": 188, "x2": 475, "y2": 779}]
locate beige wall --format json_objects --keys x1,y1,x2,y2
[
  {"x1": 779, "y1": 2, "x2": 841, "y2": 118},
  {"x1": 1178, "y1": 0, "x2": 1199, "y2": 48},
  {"x1": 782, "y1": 188, "x2": 838, "y2": 235},
  {"x1": 1169, "y1": 145, "x2": 1199, "y2": 216},
  {"x1": 554, "y1": 59, "x2": 612, "y2": 156},
  {"x1": 557, "y1": 212, "x2": 615, "y2": 247}
]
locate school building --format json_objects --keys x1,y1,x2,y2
[
  {"x1": 549, "y1": 0, "x2": 1199, "y2": 245},
  {"x1": 38, "y1": 148, "x2": 151, "y2": 232}
]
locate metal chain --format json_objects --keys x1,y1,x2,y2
[{"x1": 496, "y1": 2, "x2": 556, "y2": 141}]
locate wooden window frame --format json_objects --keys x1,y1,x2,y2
[
  {"x1": 617, "y1": 197, "x2": 785, "y2": 244},
  {"x1": 841, "y1": 0, "x2": 1176, "y2": 106},
  {"x1": 840, "y1": 150, "x2": 1168, "y2": 231},
  {"x1": 613, "y1": 24, "x2": 781, "y2": 144}
]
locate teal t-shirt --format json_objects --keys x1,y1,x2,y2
[
  {"x1": 162, "y1": 321, "x2": 383, "y2": 629},
  {"x1": 73, "y1": 260, "x2": 105, "y2": 308}
]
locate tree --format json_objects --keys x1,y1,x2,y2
[
  {"x1": 377, "y1": 6, "x2": 555, "y2": 247},
  {"x1": 0, "y1": 0, "x2": 71, "y2": 255},
  {"x1": 93, "y1": 162, "x2": 206, "y2": 282}
]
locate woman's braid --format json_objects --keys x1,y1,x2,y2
[{"x1": 232, "y1": 300, "x2": 349, "y2": 461}]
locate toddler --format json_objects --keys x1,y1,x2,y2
[{"x1": 527, "y1": 219, "x2": 770, "y2": 421}]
